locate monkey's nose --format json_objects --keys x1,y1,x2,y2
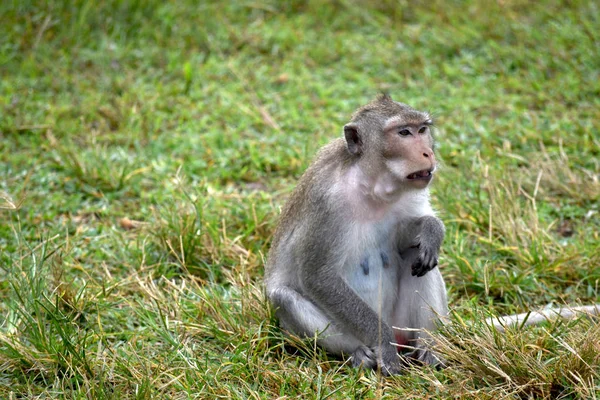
[{"x1": 423, "y1": 150, "x2": 434, "y2": 158}]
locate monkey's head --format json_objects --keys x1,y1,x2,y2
[{"x1": 343, "y1": 94, "x2": 436, "y2": 190}]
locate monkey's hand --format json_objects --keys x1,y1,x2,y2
[
  {"x1": 410, "y1": 236, "x2": 439, "y2": 277},
  {"x1": 410, "y1": 216, "x2": 444, "y2": 277}
]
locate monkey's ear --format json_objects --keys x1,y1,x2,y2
[{"x1": 344, "y1": 124, "x2": 363, "y2": 156}]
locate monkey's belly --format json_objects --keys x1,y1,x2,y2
[{"x1": 345, "y1": 248, "x2": 401, "y2": 323}]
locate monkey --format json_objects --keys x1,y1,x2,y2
[
  {"x1": 265, "y1": 94, "x2": 600, "y2": 375},
  {"x1": 265, "y1": 94, "x2": 446, "y2": 375}
]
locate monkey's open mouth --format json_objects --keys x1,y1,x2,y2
[{"x1": 407, "y1": 169, "x2": 433, "y2": 180}]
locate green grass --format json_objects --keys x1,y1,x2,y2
[{"x1": 1, "y1": 0, "x2": 599, "y2": 398}]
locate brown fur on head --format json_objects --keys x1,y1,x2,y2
[{"x1": 350, "y1": 94, "x2": 432, "y2": 126}]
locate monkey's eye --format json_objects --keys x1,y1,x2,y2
[
  {"x1": 398, "y1": 129, "x2": 411, "y2": 136},
  {"x1": 418, "y1": 126, "x2": 427, "y2": 134}
]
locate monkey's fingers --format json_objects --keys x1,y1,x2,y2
[
  {"x1": 411, "y1": 261, "x2": 424, "y2": 277},
  {"x1": 412, "y1": 255, "x2": 438, "y2": 277}
]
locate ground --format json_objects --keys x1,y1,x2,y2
[{"x1": 1, "y1": 1, "x2": 599, "y2": 398}]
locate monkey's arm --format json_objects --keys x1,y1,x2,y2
[{"x1": 403, "y1": 215, "x2": 445, "y2": 277}]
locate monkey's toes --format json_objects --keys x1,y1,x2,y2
[
  {"x1": 379, "y1": 358, "x2": 403, "y2": 376},
  {"x1": 405, "y1": 348, "x2": 446, "y2": 369},
  {"x1": 351, "y1": 346, "x2": 377, "y2": 370}
]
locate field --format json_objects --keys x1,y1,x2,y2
[{"x1": 1, "y1": 1, "x2": 599, "y2": 398}]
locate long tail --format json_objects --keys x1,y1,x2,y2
[{"x1": 485, "y1": 304, "x2": 600, "y2": 332}]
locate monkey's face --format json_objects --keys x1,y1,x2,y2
[
  {"x1": 344, "y1": 96, "x2": 437, "y2": 193},
  {"x1": 381, "y1": 118, "x2": 436, "y2": 189}
]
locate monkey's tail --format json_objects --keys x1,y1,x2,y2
[{"x1": 486, "y1": 304, "x2": 600, "y2": 332}]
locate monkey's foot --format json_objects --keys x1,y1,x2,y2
[
  {"x1": 404, "y1": 347, "x2": 445, "y2": 369},
  {"x1": 350, "y1": 346, "x2": 377, "y2": 370},
  {"x1": 352, "y1": 346, "x2": 404, "y2": 375}
]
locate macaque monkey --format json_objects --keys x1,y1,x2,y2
[{"x1": 265, "y1": 94, "x2": 446, "y2": 375}]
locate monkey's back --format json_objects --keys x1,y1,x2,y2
[{"x1": 265, "y1": 138, "x2": 350, "y2": 291}]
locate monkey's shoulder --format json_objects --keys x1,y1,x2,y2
[
  {"x1": 281, "y1": 139, "x2": 348, "y2": 214},
  {"x1": 269, "y1": 141, "x2": 347, "y2": 254}
]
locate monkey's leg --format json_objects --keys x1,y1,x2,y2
[
  {"x1": 269, "y1": 286, "x2": 377, "y2": 368},
  {"x1": 391, "y1": 258, "x2": 448, "y2": 366}
]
